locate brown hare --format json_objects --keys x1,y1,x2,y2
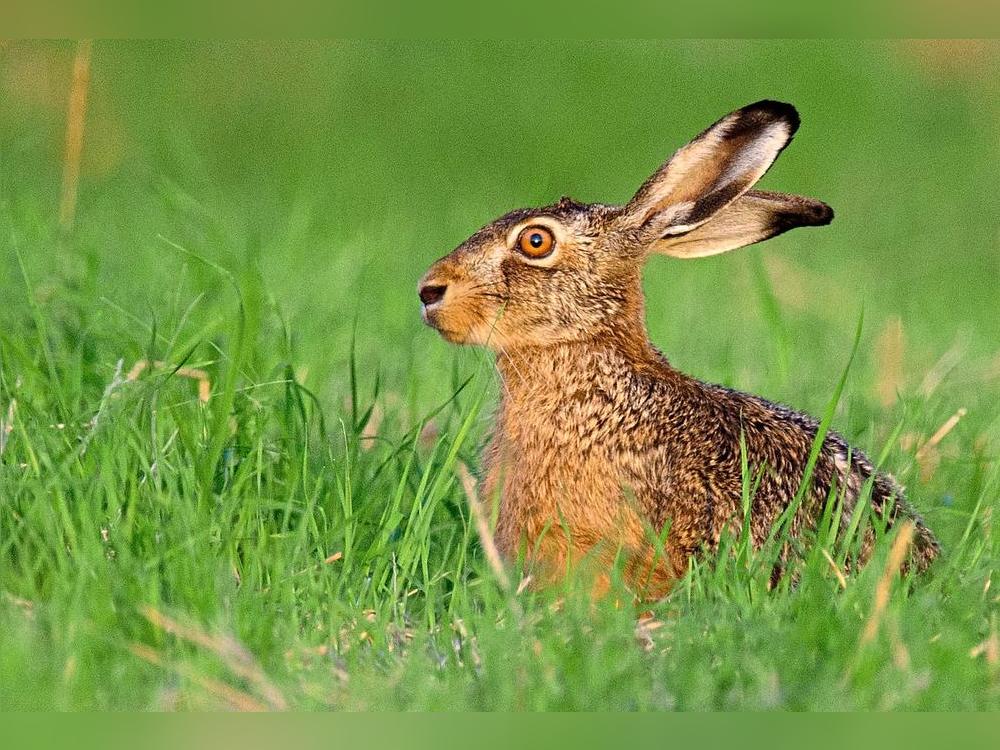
[{"x1": 418, "y1": 100, "x2": 938, "y2": 598}]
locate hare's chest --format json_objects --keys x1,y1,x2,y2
[{"x1": 484, "y1": 422, "x2": 638, "y2": 555}]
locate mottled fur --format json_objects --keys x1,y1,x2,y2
[{"x1": 418, "y1": 101, "x2": 938, "y2": 598}]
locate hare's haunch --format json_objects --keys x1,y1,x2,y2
[{"x1": 418, "y1": 100, "x2": 938, "y2": 597}]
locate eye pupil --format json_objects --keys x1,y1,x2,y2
[{"x1": 530, "y1": 233, "x2": 543, "y2": 248}]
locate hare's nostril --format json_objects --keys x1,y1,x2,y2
[{"x1": 419, "y1": 284, "x2": 447, "y2": 306}]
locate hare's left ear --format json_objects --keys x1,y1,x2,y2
[{"x1": 620, "y1": 100, "x2": 832, "y2": 257}]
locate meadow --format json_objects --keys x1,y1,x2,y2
[{"x1": 0, "y1": 40, "x2": 998, "y2": 710}]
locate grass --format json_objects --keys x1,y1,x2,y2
[{"x1": 0, "y1": 40, "x2": 998, "y2": 710}]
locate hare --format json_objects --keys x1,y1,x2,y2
[{"x1": 418, "y1": 100, "x2": 938, "y2": 598}]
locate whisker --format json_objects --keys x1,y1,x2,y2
[
  {"x1": 474, "y1": 306, "x2": 521, "y2": 405},
  {"x1": 466, "y1": 283, "x2": 506, "y2": 301}
]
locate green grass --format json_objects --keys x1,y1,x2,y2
[{"x1": 0, "y1": 40, "x2": 998, "y2": 710}]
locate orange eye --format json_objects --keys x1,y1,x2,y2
[{"x1": 517, "y1": 226, "x2": 555, "y2": 258}]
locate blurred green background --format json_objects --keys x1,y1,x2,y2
[
  {"x1": 3, "y1": 41, "x2": 997, "y2": 401},
  {"x1": 0, "y1": 41, "x2": 998, "y2": 709}
]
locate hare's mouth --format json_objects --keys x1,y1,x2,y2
[
  {"x1": 421, "y1": 298, "x2": 494, "y2": 345},
  {"x1": 420, "y1": 302, "x2": 440, "y2": 326},
  {"x1": 421, "y1": 303, "x2": 459, "y2": 338}
]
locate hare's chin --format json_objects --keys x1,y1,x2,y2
[
  {"x1": 438, "y1": 328, "x2": 470, "y2": 344},
  {"x1": 421, "y1": 310, "x2": 467, "y2": 343},
  {"x1": 429, "y1": 324, "x2": 470, "y2": 344}
]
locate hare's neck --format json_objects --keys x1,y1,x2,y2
[{"x1": 494, "y1": 335, "x2": 671, "y2": 414}]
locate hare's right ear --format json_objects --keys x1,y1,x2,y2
[{"x1": 619, "y1": 100, "x2": 830, "y2": 256}]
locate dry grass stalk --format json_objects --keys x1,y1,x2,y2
[
  {"x1": 418, "y1": 420, "x2": 440, "y2": 448},
  {"x1": 898, "y1": 40, "x2": 998, "y2": 82},
  {"x1": 3, "y1": 591, "x2": 35, "y2": 620},
  {"x1": 81, "y1": 359, "x2": 125, "y2": 453},
  {"x1": 860, "y1": 521, "x2": 915, "y2": 648},
  {"x1": 888, "y1": 619, "x2": 911, "y2": 671},
  {"x1": 127, "y1": 359, "x2": 212, "y2": 403},
  {"x1": 919, "y1": 338, "x2": 967, "y2": 397},
  {"x1": 635, "y1": 612, "x2": 665, "y2": 653},
  {"x1": 0, "y1": 398, "x2": 16, "y2": 456},
  {"x1": 984, "y1": 350, "x2": 1000, "y2": 382},
  {"x1": 457, "y1": 461, "x2": 511, "y2": 592},
  {"x1": 128, "y1": 643, "x2": 268, "y2": 712},
  {"x1": 360, "y1": 403, "x2": 383, "y2": 451},
  {"x1": 874, "y1": 315, "x2": 905, "y2": 407},
  {"x1": 916, "y1": 407, "x2": 968, "y2": 460},
  {"x1": 762, "y1": 255, "x2": 843, "y2": 315},
  {"x1": 969, "y1": 629, "x2": 999, "y2": 666},
  {"x1": 821, "y1": 548, "x2": 848, "y2": 590},
  {"x1": 324, "y1": 551, "x2": 343, "y2": 564},
  {"x1": 59, "y1": 40, "x2": 93, "y2": 233},
  {"x1": 911, "y1": 407, "x2": 967, "y2": 481},
  {"x1": 139, "y1": 605, "x2": 287, "y2": 710}
]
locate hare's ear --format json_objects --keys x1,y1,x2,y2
[
  {"x1": 621, "y1": 100, "x2": 807, "y2": 248},
  {"x1": 651, "y1": 190, "x2": 833, "y2": 258}
]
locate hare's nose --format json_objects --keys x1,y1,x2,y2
[{"x1": 419, "y1": 283, "x2": 447, "y2": 306}]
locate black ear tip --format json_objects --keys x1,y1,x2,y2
[
  {"x1": 772, "y1": 198, "x2": 834, "y2": 233},
  {"x1": 810, "y1": 201, "x2": 834, "y2": 226},
  {"x1": 743, "y1": 99, "x2": 800, "y2": 133}
]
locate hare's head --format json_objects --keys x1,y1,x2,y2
[{"x1": 419, "y1": 100, "x2": 832, "y2": 351}]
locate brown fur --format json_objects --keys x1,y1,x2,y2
[{"x1": 418, "y1": 101, "x2": 938, "y2": 598}]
